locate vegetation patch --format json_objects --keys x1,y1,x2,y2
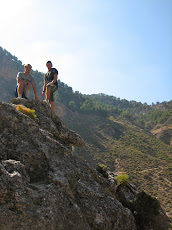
[
  {"x1": 116, "y1": 174, "x2": 129, "y2": 185},
  {"x1": 96, "y1": 163, "x2": 108, "y2": 176},
  {"x1": 16, "y1": 104, "x2": 37, "y2": 120}
]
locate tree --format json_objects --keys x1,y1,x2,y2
[{"x1": 69, "y1": 101, "x2": 76, "y2": 111}]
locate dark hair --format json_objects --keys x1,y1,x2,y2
[
  {"x1": 46, "y1": 61, "x2": 52, "y2": 65},
  {"x1": 24, "y1": 64, "x2": 32, "y2": 68}
]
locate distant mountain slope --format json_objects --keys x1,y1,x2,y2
[
  {"x1": 56, "y1": 103, "x2": 172, "y2": 218},
  {"x1": 0, "y1": 46, "x2": 44, "y2": 101},
  {"x1": 0, "y1": 46, "x2": 172, "y2": 220}
]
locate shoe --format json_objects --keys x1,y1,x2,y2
[{"x1": 43, "y1": 100, "x2": 49, "y2": 104}]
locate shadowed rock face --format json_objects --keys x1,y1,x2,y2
[
  {"x1": 115, "y1": 182, "x2": 171, "y2": 230},
  {"x1": 0, "y1": 100, "x2": 137, "y2": 230}
]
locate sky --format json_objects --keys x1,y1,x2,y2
[{"x1": 0, "y1": 0, "x2": 171, "y2": 104}]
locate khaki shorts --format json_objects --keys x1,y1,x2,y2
[{"x1": 48, "y1": 84, "x2": 58, "y2": 102}]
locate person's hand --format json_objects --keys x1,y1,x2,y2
[
  {"x1": 42, "y1": 91, "x2": 45, "y2": 97},
  {"x1": 47, "y1": 82, "x2": 53, "y2": 86}
]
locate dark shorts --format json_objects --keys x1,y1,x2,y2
[{"x1": 48, "y1": 84, "x2": 58, "y2": 102}]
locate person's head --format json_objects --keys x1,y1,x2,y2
[
  {"x1": 24, "y1": 64, "x2": 32, "y2": 74},
  {"x1": 46, "y1": 61, "x2": 52, "y2": 70}
]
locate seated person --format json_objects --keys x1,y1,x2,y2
[{"x1": 15, "y1": 64, "x2": 38, "y2": 99}]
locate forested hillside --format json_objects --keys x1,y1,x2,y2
[
  {"x1": 57, "y1": 102, "x2": 172, "y2": 218},
  {"x1": 1, "y1": 46, "x2": 172, "y2": 136},
  {"x1": 0, "y1": 46, "x2": 172, "y2": 219}
]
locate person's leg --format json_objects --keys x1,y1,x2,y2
[
  {"x1": 46, "y1": 85, "x2": 51, "y2": 101},
  {"x1": 17, "y1": 82, "x2": 24, "y2": 98},
  {"x1": 49, "y1": 101, "x2": 55, "y2": 111},
  {"x1": 23, "y1": 83, "x2": 31, "y2": 99},
  {"x1": 49, "y1": 85, "x2": 57, "y2": 111}
]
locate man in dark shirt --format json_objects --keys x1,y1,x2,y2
[{"x1": 42, "y1": 61, "x2": 58, "y2": 111}]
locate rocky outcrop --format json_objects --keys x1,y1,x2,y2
[
  {"x1": 0, "y1": 99, "x2": 137, "y2": 230},
  {"x1": 10, "y1": 99, "x2": 85, "y2": 149},
  {"x1": 105, "y1": 172, "x2": 171, "y2": 230},
  {"x1": 0, "y1": 99, "x2": 170, "y2": 230}
]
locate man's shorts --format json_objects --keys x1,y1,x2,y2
[{"x1": 48, "y1": 84, "x2": 58, "y2": 102}]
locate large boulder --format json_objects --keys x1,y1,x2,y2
[{"x1": 0, "y1": 100, "x2": 137, "y2": 230}]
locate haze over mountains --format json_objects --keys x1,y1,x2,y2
[{"x1": 0, "y1": 46, "x2": 172, "y2": 221}]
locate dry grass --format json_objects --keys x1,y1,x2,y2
[{"x1": 16, "y1": 104, "x2": 37, "y2": 120}]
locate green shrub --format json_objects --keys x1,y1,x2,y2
[
  {"x1": 96, "y1": 163, "x2": 108, "y2": 175},
  {"x1": 69, "y1": 101, "x2": 76, "y2": 111},
  {"x1": 116, "y1": 174, "x2": 129, "y2": 185}
]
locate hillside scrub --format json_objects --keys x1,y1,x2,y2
[
  {"x1": 116, "y1": 174, "x2": 129, "y2": 185},
  {"x1": 96, "y1": 163, "x2": 108, "y2": 176}
]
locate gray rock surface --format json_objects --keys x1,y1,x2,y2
[
  {"x1": 0, "y1": 100, "x2": 137, "y2": 230},
  {"x1": 10, "y1": 98, "x2": 85, "y2": 149}
]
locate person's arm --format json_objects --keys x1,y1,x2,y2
[
  {"x1": 52, "y1": 73, "x2": 57, "y2": 84},
  {"x1": 17, "y1": 77, "x2": 21, "y2": 84},
  {"x1": 42, "y1": 81, "x2": 47, "y2": 96},
  {"x1": 32, "y1": 84, "x2": 38, "y2": 99}
]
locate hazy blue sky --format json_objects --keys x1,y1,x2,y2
[{"x1": 0, "y1": 0, "x2": 171, "y2": 104}]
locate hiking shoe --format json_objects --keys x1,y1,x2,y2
[{"x1": 43, "y1": 100, "x2": 49, "y2": 104}]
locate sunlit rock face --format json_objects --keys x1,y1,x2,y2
[{"x1": 0, "y1": 99, "x2": 137, "y2": 230}]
